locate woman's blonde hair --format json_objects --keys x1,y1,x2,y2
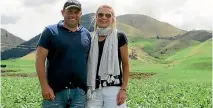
[{"x1": 92, "y1": 5, "x2": 116, "y2": 31}]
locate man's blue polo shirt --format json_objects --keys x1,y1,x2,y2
[{"x1": 37, "y1": 20, "x2": 91, "y2": 93}]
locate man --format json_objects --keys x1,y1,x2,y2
[{"x1": 35, "y1": 0, "x2": 91, "y2": 107}]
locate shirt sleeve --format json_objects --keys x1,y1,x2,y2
[
  {"x1": 86, "y1": 32, "x2": 92, "y2": 61},
  {"x1": 118, "y1": 32, "x2": 128, "y2": 48},
  {"x1": 37, "y1": 27, "x2": 51, "y2": 50},
  {"x1": 88, "y1": 32, "x2": 92, "y2": 51}
]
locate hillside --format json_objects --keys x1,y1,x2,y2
[
  {"x1": 117, "y1": 14, "x2": 186, "y2": 38},
  {"x1": 1, "y1": 28, "x2": 25, "y2": 52},
  {"x1": 159, "y1": 30, "x2": 212, "y2": 42},
  {"x1": 166, "y1": 38, "x2": 212, "y2": 73},
  {"x1": 116, "y1": 22, "x2": 143, "y2": 37},
  {"x1": 144, "y1": 39, "x2": 200, "y2": 59},
  {"x1": 21, "y1": 51, "x2": 36, "y2": 60},
  {"x1": 80, "y1": 13, "x2": 95, "y2": 32},
  {"x1": 1, "y1": 35, "x2": 39, "y2": 60}
]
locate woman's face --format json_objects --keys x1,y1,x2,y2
[{"x1": 96, "y1": 8, "x2": 114, "y2": 28}]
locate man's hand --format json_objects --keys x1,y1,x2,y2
[{"x1": 41, "y1": 84, "x2": 55, "y2": 101}]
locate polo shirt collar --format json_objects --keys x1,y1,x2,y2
[{"x1": 58, "y1": 20, "x2": 82, "y2": 31}]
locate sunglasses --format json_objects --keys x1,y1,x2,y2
[{"x1": 97, "y1": 13, "x2": 112, "y2": 18}]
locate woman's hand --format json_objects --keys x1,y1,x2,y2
[{"x1": 116, "y1": 89, "x2": 126, "y2": 105}]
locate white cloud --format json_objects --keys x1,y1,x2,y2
[
  {"x1": 1, "y1": 14, "x2": 20, "y2": 25},
  {"x1": 159, "y1": 0, "x2": 213, "y2": 30},
  {"x1": 1, "y1": 0, "x2": 212, "y2": 40},
  {"x1": 23, "y1": 0, "x2": 58, "y2": 7}
]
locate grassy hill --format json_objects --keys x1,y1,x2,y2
[
  {"x1": 1, "y1": 28, "x2": 25, "y2": 52},
  {"x1": 166, "y1": 38, "x2": 212, "y2": 65},
  {"x1": 159, "y1": 30, "x2": 212, "y2": 42},
  {"x1": 1, "y1": 35, "x2": 39, "y2": 60},
  {"x1": 160, "y1": 39, "x2": 212, "y2": 82},
  {"x1": 117, "y1": 14, "x2": 186, "y2": 38},
  {"x1": 116, "y1": 22, "x2": 143, "y2": 37},
  {"x1": 20, "y1": 51, "x2": 36, "y2": 60},
  {"x1": 144, "y1": 39, "x2": 200, "y2": 59}
]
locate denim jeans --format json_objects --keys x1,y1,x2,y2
[{"x1": 42, "y1": 87, "x2": 86, "y2": 108}]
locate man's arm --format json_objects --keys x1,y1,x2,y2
[{"x1": 36, "y1": 46, "x2": 55, "y2": 100}]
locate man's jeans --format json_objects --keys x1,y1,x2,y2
[{"x1": 42, "y1": 87, "x2": 86, "y2": 108}]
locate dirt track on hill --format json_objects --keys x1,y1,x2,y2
[
  {"x1": 130, "y1": 72, "x2": 157, "y2": 79},
  {"x1": 1, "y1": 73, "x2": 37, "y2": 77}
]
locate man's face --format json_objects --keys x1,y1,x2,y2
[{"x1": 61, "y1": 8, "x2": 82, "y2": 28}]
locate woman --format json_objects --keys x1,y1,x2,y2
[{"x1": 87, "y1": 4, "x2": 129, "y2": 108}]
